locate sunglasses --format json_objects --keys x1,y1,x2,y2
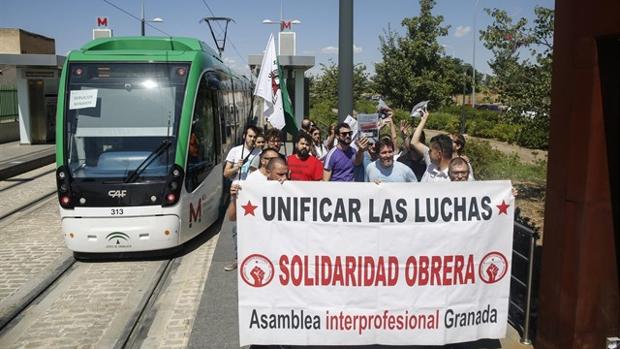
[{"x1": 339, "y1": 131, "x2": 352, "y2": 136}]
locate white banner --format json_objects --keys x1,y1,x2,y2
[{"x1": 237, "y1": 181, "x2": 514, "y2": 346}]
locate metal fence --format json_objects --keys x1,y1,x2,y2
[
  {"x1": 509, "y1": 211, "x2": 541, "y2": 344},
  {"x1": 0, "y1": 88, "x2": 19, "y2": 123}
]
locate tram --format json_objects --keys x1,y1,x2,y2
[{"x1": 55, "y1": 36, "x2": 253, "y2": 253}]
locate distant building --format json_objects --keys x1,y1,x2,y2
[
  {"x1": 0, "y1": 28, "x2": 55, "y2": 54},
  {"x1": 0, "y1": 28, "x2": 63, "y2": 144}
]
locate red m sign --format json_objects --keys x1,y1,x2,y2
[
  {"x1": 97, "y1": 17, "x2": 108, "y2": 27},
  {"x1": 280, "y1": 21, "x2": 292, "y2": 31}
]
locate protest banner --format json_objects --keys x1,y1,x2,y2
[{"x1": 237, "y1": 181, "x2": 514, "y2": 346}]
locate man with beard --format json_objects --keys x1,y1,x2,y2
[
  {"x1": 223, "y1": 125, "x2": 260, "y2": 180},
  {"x1": 287, "y1": 133, "x2": 323, "y2": 181},
  {"x1": 323, "y1": 123, "x2": 367, "y2": 182},
  {"x1": 365, "y1": 137, "x2": 417, "y2": 183}
]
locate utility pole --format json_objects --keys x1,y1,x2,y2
[
  {"x1": 141, "y1": 0, "x2": 145, "y2": 36},
  {"x1": 338, "y1": 0, "x2": 353, "y2": 123},
  {"x1": 471, "y1": 0, "x2": 480, "y2": 107},
  {"x1": 460, "y1": 71, "x2": 467, "y2": 134}
]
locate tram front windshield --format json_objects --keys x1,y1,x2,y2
[{"x1": 64, "y1": 63, "x2": 189, "y2": 180}]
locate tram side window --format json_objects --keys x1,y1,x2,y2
[{"x1": 186, "y1": 76, "x2": 217, "y2": 192}]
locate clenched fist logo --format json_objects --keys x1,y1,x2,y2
[
  {"x1": 479, "y1": 252, "x2": 508, "y2": 284},
  {"x1": 240, "y1": 254, "x2": 274, "y2": 288},
  {"x1": 250, "y1": 266, "x2": 266, "y2": 286}
]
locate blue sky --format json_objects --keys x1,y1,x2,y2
[{"x1": 1, "y1": 0, "x2": 554, "y2": 77}]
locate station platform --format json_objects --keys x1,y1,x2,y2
[
  {"x1": 189, "y1": 219, "x2": 534, "y2": 349},
  {"x1": 0, "y1": 141, "x2": 55, "y2": 180}
]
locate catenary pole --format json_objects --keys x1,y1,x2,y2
[{"x1": 338, "y1": 0, "x2": 353, "y2": 123}]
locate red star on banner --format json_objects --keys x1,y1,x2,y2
[
  {"x1": 241, "y1": 200, "x2": 258, "y2": 216},
  {"x1": 496, "y1": 200, "x2": 510, "y2": 215}
]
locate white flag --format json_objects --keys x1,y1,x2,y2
[{"x1": 254, "y1": 34, "x2": 286, "y2": 130}]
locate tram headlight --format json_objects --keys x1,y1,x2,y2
[
  {"x1": 162, "y1": 165, "x2": 183, "y2": 207},
  {"x1": 56, "y1": 166, "x2": 74, "y2": 209},
  {"x1": 165, "y1": 193, "x2": 177, "y2": 204}
]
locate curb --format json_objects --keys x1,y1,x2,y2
[{"x1": 0, "y1": 150, "x2": 55, "y2": 181}]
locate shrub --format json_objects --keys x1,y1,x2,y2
[
  {"x1": 466, "y1": 140, "x2": 547, "y2": 184},
  {"x1": 489, "y1": 123, "x2": 521, "y2": 143},
  {"x1": 517, "y1": 126, "x2": 548, "y2": 149}
]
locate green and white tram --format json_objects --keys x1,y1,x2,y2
[{"x1": 55, "y1": 36, "x2": 252, "y2": 253}]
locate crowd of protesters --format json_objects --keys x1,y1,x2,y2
[{"x1": 222, "y1": 104, "x2": 486, "y2": 271}]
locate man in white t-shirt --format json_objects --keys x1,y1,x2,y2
[
  {"x1": 246, "y1": 148, "x2": 281, "y2": 182},
  {"x1": 226, "y1": 150, "x2": 277, "y2": 269},
  {"x1": 410, "y1": 111, "x2": 453, "y2": 182},
  {"x1": 223, "y1": 125, "x2": 261, "y2": 181}
]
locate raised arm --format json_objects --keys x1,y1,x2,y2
[
  {"x1": 410, "y1": 110, "x2": 429, "y2": 156},
  {"x1": 354, "y1": 137, "x2": 369, "y2": 166},
  {"x1": 325, "y1": 124, "x2": 337, "y2": 150}
]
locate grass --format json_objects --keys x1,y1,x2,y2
[
  {"x1": 466, "y1": 140, "x2": 547, "y2": 184},
  {"x1": 466, "y1": 139, "x2": 547, "y2": 233}
]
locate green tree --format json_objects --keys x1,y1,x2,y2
[
  {"x1": 374, "y1": 0, "x2": 454, "y2": 110},
  {"x1": 480, "y1": 6, "x2": 553, "y2": 148},
  {"x1": 308, "y1": 60, "x2": 372, "y2": 127},
  {"x1": 442, "y1": 57, "x2": 485, "y2": 96},
  {"x1": 309, "y1": 59, "x2": 371, "y2": 109}
]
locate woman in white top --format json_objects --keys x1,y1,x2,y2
[{"x1": 310, "y1": 127, "x2": 329, "y2": 162}]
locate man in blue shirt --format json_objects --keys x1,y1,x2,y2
[
  {"x1": 323, "y1": 123, "x2": 366, "y2": 181},
  {"x1": 365, "y1": 137, "x2": 417, "y2": 183}
]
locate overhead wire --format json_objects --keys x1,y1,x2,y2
[{"x1": 102, "y1": 0, "x2": 173, "y2": 37}]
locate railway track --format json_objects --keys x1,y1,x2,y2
[
  {"x1": 0, "y1": 165, "x2": 222, "y2": 348},
  {"x1": 0, "y1": 164, "x2": 57, "y2": 224},
  {"x1": 0, "y1": 256, "x2": 178, "y2": 348}
]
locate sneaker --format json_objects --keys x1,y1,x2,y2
[{"x1": 224, "y1": 261, "x2": 237, "y2": 271}]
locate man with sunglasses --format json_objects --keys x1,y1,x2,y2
[
  {"x1": 323, "y1": 122, "x2": 366, "y2": 181},
  {"x1": 246, "y1": 148, "x2": 282, "y2": 182}
]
